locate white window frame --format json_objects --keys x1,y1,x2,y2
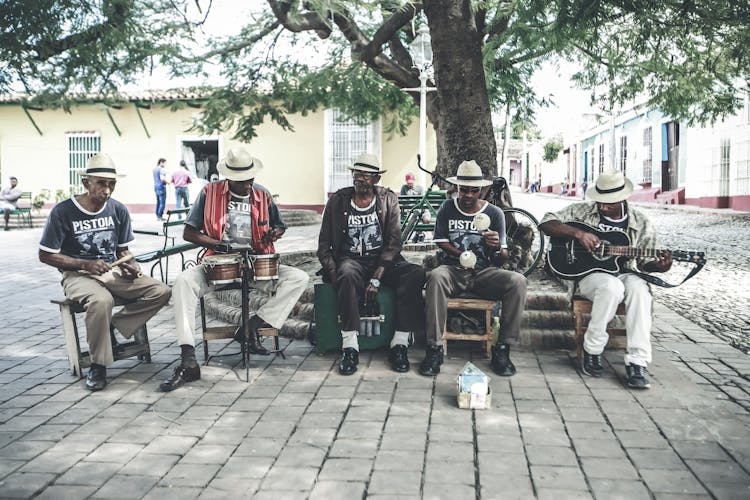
[
  {"x1": 323, "y1": 109, "x2": 381, "y2": 200},
  {"x1": 66, "y1": 132, "x2": 101, "y2": 194}
]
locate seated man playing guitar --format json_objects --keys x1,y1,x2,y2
[{"x1": 539, "y1": 170, "x2": 672, "y2": 389}]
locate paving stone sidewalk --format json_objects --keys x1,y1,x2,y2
[{"x1": 1, "y1": 224, "x2": 749, "y2": 499}]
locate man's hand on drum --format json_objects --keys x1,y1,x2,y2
[
  {"x1": 262, "y1": 227, "x2": 285, "y2": 243},
  {"x1": 81, "y1": 259, "x2": 111, "y2": 276}
]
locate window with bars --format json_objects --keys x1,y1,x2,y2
[
  {"x1": 619, "y1": 135, "x2": 628, "y2": 173},
  {"x1": 325, "y1": 110, "x2": 379, "y2": 193},
  {"x1": 719, "y1": 138, "x2": 731, "y2": 197},
  {"x1": 598, "y1": 144, "x2": 604, "y2": 174},
  {"x1": 736, "y1": 125, "x2": 750, "y2": 195},
  {"x1": 642, "y1": 127, "x2": 653, "y2": 182},
  {"x1": 67, "y1": 133, "x2": 101, "y2": 193}
]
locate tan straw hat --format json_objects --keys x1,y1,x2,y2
[
  {"x1": 347, "y1": 153, "x2": 387, "y2": 174},
  {"x1": 446, "y1": 160, "x2": 492, "y2": 187},
  {"x1": 587, "y1": 170, "x2": 634, "y2": 203},
  {"x1": 217, "y1": 147, "x2": 264, "y2": 181},
  {"x1": 84, "y1": 154, "x2": 122, "y2": 179}
]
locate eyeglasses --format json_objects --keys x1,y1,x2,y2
[{"x1": 459, "y1": 186, "x2": 481, "y2": 194}]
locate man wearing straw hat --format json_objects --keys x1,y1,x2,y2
[
  {"x1": 318, "y1": 153, "x2": 426, "y2": 375},
  {"x1": 539, "y1": 170, "x2": 672, "y2": 389},
  {"x1": 162, "y1": 147, "x2": 309, "y2": 391},
  {"x1": 39, "y1": 154, "x2": 171, "y2": 391},
  {"x1": 421, "y1": 160, "x2": 528, "y2": 377}
]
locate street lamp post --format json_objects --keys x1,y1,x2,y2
[{"x1": 403, "y1": 24, "x2": 436, "y2": 188}]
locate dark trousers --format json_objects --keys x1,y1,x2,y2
[
  {"x1": 175, "y1": 187, "x2": 189, "y2": 218},
  {"x1": 336, "y1": 258, "x2": 426, "y2": 332}
]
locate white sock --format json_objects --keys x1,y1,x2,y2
[
  {"x1": 341, "y1": 330, "x2": 359, "y2": 350},
  {"x1": 390, "y1": 331, "x2": 411, "y2": 348}
]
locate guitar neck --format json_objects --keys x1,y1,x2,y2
[{"x1": 603, "y1": 245, "x2": 664, "y2": 258}]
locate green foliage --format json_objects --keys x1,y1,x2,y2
[
  {"x1": 32, "y1": 189, "x2": 50, "y2": 210},
  {"x1": 543, "y1": 138, "x2": 564, "y2": 163}
]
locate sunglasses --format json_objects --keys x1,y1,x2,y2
[
  {"x1": 459, "y1": 186, "x2": 481, "y2": 194},
  {"x1": 352, "y1": 171, "x2": 378, "y2": 179}
]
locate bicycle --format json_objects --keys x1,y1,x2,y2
[
  {"x1": 400, "y1": 156, "x2": 544, "y2": 276},
  {"x1": 399, "y1": 156, "x2": 447, "y2": 244},
  {"x1": 484, "y1": 176, "x2": 545, "y2": 276}
]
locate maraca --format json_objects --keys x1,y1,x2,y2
[
  {"x1": 459, "y1": 250, "x2": 477, "y2": 269},
  {"x1": 473, "y1": 212, "x2": 491, "y2": 231}
]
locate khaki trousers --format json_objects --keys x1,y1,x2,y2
[
  {"x1": 61, "y1": 270, "x2": 171, "y2": 366},
  {"x1": 172, "y1": 264, "x2": 310, "y2": 346},
  {"x1": 425, "y1": 265, "x2": 527, "y2": 346}
]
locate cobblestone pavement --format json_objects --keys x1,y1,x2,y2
[{"x1": 1, "y1": 211, "x2": 749, "y2": 499}]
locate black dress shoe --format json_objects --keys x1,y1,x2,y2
[
  {"x1": 85, "y1": 364, "x2": 107, "y2": 391},
  {"x1": 419, "y1": 345, "x2": 443, "y2": 376},
  {"x1": 491, "y1": 343, "x2": 517, "y2": 377},
  {"x1": 339, "y1": 348, "x2": 359, "y2": 375},
  {"x1": 388, "y1": 345, "x2": 410, "y2": 373},
  {"x1": 159, "y1": 364, "x2": 201, "y2": 392}
]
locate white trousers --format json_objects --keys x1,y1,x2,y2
[
  {"x1": 577, "y1": 272, "x2": 652, "y2": 367},
  {"x1": 172, "y1": 264, "x2": 309, "y2": 346}
]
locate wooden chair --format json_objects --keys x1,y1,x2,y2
[
  {"x1": 51, "y1": 298, "x2": 151, "y2": 377},
  {"x1": 199, "y1": 296, "x2": 279, "y2": 364},
  {"x1": 572, "y1": 296, "x2": 626, "y2": 366},
  {"x1": 443, "y1": 296, "x2": 496, "y2": 358}
]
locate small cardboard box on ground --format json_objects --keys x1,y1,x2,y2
[{"x1": 457, "y1": 362, "x2": 492, "y2": 409}]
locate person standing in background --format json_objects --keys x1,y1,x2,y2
[
  {"x1": 171, "y1": 160, "x2": 192, "y2": 219},
  {"x1": 153, "y1": 158, "x2": 168, "y2": 221}
]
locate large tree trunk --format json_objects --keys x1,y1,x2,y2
[{"x1": 424, "y1": 0, "x2": 497, "y2": 179}]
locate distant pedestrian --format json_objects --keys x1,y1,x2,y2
[
  {"x1": 171, "y1": 160, "x2": 192, "y2": 218},
  {"x1": 153, "y1": 158, "x2": 168, "y2": 221},
  {"x1": 400, "y1": 172, "x2": 424, "y2": 196}
]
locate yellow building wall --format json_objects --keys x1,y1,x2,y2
[{"x1": 0, "y1": 102, "x2": 434, "y2": 212}]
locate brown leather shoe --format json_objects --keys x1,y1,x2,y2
[{"x1": 159, "y1": 364, "x2": 200, "y2": 392}]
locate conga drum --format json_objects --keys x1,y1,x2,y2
[
  {"x1": 203, "y1": 253, "x2": 242, "y2": 285},
  {"x1": 251, "y1": 254, "x2": 279, "y2": 281}
]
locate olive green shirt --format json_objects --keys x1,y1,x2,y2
[{"x1": 540, "y1": 201, "x2": 658, "y2": 271}]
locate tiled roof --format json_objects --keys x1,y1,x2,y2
[{"x1": 0, "y1": 89, "x2": 210, "y2": 104}]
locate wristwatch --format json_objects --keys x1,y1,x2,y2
[{"x1": 369, "y1": 278, "x2": 381, "y2": 288}]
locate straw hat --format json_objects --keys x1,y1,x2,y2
[
  {"x1": 347, "y1": 153, "x2": 387, "y2": 174},
  {"x1": 84, "y1": 154, "x2": 122, "y2": 179},
  {"x1": 217, "y1": 147, "x2": 263, "y2": 181},
  {"x1": 446, "y1": 160, "x2": 492, "y2": 187},
  {"x1": 587, "y1": 170, "x2": 634, "y2": 203}
]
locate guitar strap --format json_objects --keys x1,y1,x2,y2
[{"x1": 624, "y1": 259, "x2": 706, "y2": 288}]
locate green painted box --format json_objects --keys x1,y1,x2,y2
[{"x1": 313, "y1": 283, "x2": 395, "y2": 354}]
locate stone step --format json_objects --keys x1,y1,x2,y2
[{"x1": 279, "y1": 209, "x2": 321, "y2": 227}]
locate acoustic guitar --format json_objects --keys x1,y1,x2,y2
[{"x1": 547, "y1": 221, "x2": 706, "y2": 280}]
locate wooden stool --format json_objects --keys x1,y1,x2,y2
[
  {"x1": 443, "y1": 297, "x2": 496, "y2": 358},
  {"x1": 51, "y1": 298, "x2": 151, "y2": 377},
  {"x1": 572, "y1": 296, "x2": 626, "y2": 366},
  {"x1": 199, "y1": 297, "x2": 279, "y2": 363}
]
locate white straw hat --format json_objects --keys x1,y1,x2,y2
[
  {"x1": 446, "y1": 160, "x2": 492, "y2": 187},
  {"x1": 217, "y1": 147, "x2": 264, "y2": 181},
  {"x1": 84, "y1": 154, "x2": 122, "y2": 179},
  {"x1": 587, "y1": 170, "x2": 634, "y2": 203},
  {"x1": 347, "y1": 153, "x2": 387, "y2": 174}
]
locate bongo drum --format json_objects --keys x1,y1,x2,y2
[
  {"x1": 203, "y1": 253, "x2": 242, "y2": 285},
  {"x1": 251, "y1": 254, "x2": 279, "y2": 281}
]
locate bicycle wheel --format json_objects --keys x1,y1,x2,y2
[{"x1": 500, "y1": 207, "x2": 544, "y2": 276}]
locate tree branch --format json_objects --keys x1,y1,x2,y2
[
  {"x1": 185, "y1": 20, "x2": 281, "y2": 62},
  {"x1": 360, "y1": 3, "x2": 422, "y2": 63},
  {"x1": 266, "y1": 0, "x2": 332, "y2": 38},
  {"x1": 31, "y1": 0, "x2": 132, "y2": 61}
]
